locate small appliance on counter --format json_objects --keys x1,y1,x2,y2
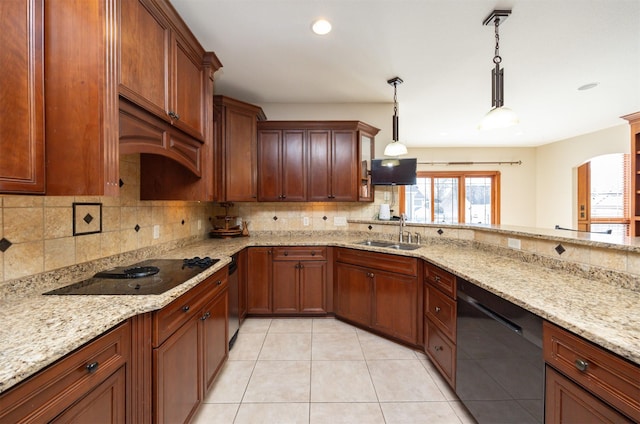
[{"x1": 378, "y1": 204, "x2": 391, "y2": 220}]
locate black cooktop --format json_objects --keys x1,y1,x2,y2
[{"x1": 44, "y1": 258, "x2": 219, "y2": 295}]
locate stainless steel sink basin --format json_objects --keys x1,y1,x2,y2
[
  {"x1": 356, "y1": 240, "x2": 395, "y2": 247},
  {"x1": 355, "y1": 240, "x2": 422, "y2": 250},
  {"x1": 384, "y1": 243, "x2": 422, "y2": 251}
]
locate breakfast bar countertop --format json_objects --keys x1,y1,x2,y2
[{"x1": 0, "y1": 233, "x2": 638, "y2": 394}]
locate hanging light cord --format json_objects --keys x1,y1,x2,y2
[{"x1": 493, "y1": 17, "x2": 501, "y2": 66}]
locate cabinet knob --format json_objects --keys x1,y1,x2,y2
[
  {"x1": 311, "y1": 251, "x2": 316, "y2": 256},
  {"x1": 284, "y1": 251, "x2": 288, "y2": 256},
  {"x1": 282, "y1": 194, "x2": 286, "y2": 199},
  {"x1": 85, "y1": 361, "x2": 99, "y2": 373},
  {"x1": 182, "y1": 305, "x2": 190, "y2": 312},
  {"x1": 299, "y1": 264, "x2": 304, "y2": 269},
  {"x1": 434, "y1": 306, "x2": 441, "y2": 313},
  {"x1": 216, "y1": 280, "x2": 222, "y2": 286},
  {"x1": 201, "y1": 311, "x2": 211, "y2": 321},
  {"x1": 433, "y1": 275, "x2": 441, "y2": 282},
  {"x1": 433, "y1": 345, "x2": 443, "y2": 352},
  {"x1": 574, "y1": 358, "x2": 589, "y2": 372}
]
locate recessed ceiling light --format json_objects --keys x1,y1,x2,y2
[
  {"x1": 312, "y1": 19, "x2": 332, "y2": 35},
  {"x1": 578, "y1": 82, "x2": 599, "y2": 91}
]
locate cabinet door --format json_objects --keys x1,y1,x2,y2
[
  {"x1": 272, "y1": 261, "x2": 299, "y2": 314},
  {"x1": 119, "y1": 0, "x2": 169, "y2": 120},
  {"x1": 154, "y1": 317, "x2": 201, "y2": 424},
  {"x1": 545, "y1": 366, "x2": 633, "y2": 424},
  {"x1": 51, "y1": 366, "x2": 127, "y2": 424},
  {"x1": 257, "y1": 129, "x2": 282, "y2": 201},
  {"x1": 224, "y1": 107, "x2": 259, "y2": 201},
  {"x1": 238, "y1": 248, "x2": 248, "y2": 321},
  {"x1": 281, "y1": 130, "x2": 306, "y2": 201},
  {"x1": 202, "y1": 289, "x2": 228, "y2": 392},
  {"x1": 335, "y1": 262, "x2": 372, "y2": 326},
  {"x1": 372, "y1": 270, "x2": 418, "y2": 344},
  {"x1": 246, "y1": 248, "x2": 272, "y2": 314},
  {"x1": 299, "y1": 261, "x2": 327, "y2": 314},
  {"x1": 171, "y1": 33, "x2": 206, "y2": 141},
  {"x1": 331, "y1": 130, "x2": 358, "y2": 201},
  {"x1": 307, "y1": 129, "x2": 332, "y2": 201},
  {"x1": 0, "y1": 0, "x2": 45, "y2": 193}
]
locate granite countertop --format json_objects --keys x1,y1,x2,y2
[{"x1": 1, "y1": 234, "x2": 639, "y2": 394}]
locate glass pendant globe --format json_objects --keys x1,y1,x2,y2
[
  {"x1": 478, "y1": 106, "x2": 519, "y2": 130},
  {"x1": 383, "y1": 141, "x2": 408, "y2": 156}
]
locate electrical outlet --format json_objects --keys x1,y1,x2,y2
[
  {"x1": 197, "y1": 219, "x2": 202, "y2": 230},
  {"x1": 383, "y1": 191, "x2": 390, "y2": 201},
  {"x1": 153, "y1": 225, "x2": 160, "y2": 239},
  {"x1": 334, "y1": 216, "x2": 347, "y2": 226},
  {"x1": 507, "y1": 237, "x2": 521, "y2": 249},
  {"x1": 303, "y1": 217, "x2": 310, "y2": 226}
]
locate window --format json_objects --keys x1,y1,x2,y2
[
  {"x1": 577, "y1": 153, "x2": 630, "y2": 236},
  {"x1": 401, "y1": 171, "x2": 500, "y2": 224}
]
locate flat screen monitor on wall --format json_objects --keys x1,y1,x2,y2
[{"x1": 370, "y1": 158, "x2": 417, "y2": 186}]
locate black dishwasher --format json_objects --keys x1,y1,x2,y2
[{"x1": 456, "y1": 279, "x2": 544, "y2": 424}]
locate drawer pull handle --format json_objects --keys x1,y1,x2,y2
[
  {"x1": 575, "y1": 358, "x2": 589, "y2": 372},
  {"x1": 216, "y1": 280, "x2": 222, "y2": 286},
  {"x1": 434, "y1": 306, "x2": 441, "y2": 313},
  {"x1": 433, "y1": 345, "x2": 443, "y2": 352},
  {"x1": 284, "y1": 251, "x2": 289, "y2": 256},
  {"x1": 434, "y1": 275, "x2": 441, "y2": 282},
  {"x1": 201, "y1": 311, "x2": 211, "y2": 321},
  {"x1": 86, "y1": 361, "x2": 99, "y2": 373},
  {"x1": 311, "y1": 251, "x2": 316, "y2": 256},
  {"x1": 182, "y1": 305, "x2": 190, "y2": 312}
]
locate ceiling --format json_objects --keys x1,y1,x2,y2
[{"x1": 171, "y1": 0, "x2": 640, "y2": 148}]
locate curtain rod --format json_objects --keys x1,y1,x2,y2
[{"x1": 417, "y1": 160, "x2": 522, "y2": 166}]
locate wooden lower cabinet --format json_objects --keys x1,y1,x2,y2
[
  {"x1": 0, "y1": 322, "x2": 131, "y2": 423},
  {"x1": 154, "y1": 314, "x2": 201, "y2": 424},
  {"x1": 152, "y1": 267, "x2": 229, "y2": 424},
  {"x1": 543, "y1": 321, "x2": 640, "y2": 423},
  {"x1": 247, "y1": 247, "x2": 328, "y2": 316},
  {"x1": 334, "y1": 248, "x2": 419, "y2": 345},
  {"x1": 545, "y1": 366, "x2": 633, "y2": 424},
  {"x1": 246, "y1": 247, "x2": 273, "y2": 314}
]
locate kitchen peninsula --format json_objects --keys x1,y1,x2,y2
[{"x1": 1, "y1": 223, "x2": 638, "y2": 422}]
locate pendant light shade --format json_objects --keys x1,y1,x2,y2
[
  {"x1": 479, "y1": 10, "x2": 519, "y2": 130},
  {"x1": 384, "y1": 77, "x2": 408, "y2": 156}
]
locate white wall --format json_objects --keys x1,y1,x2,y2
[{"x1": 535, "y1": 124, "x2": 629, "y2": 230}]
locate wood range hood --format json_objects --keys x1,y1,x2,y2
[{"x1": 118, "y1": 98, "x2": 203, "y2": 178}]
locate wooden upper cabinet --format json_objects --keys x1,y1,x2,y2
[
  {"x1": 120, "y1": 0, "x2": 207, "y2": 141},
  {"x1": 622, "y1": 112, "x2": 640, "y2": 236},
  {"x1": 257, "y1": 129, "x2": 306, "y2": 201},
  {"x1": 214, "y1": 96, "x2": 266, "y2": 202},
  {"x1": 44, "y1": 0, "x2": 120, "y2": 196},
  {"x1": 0, "y1": 0, "x2": 45, "y2": 194}
]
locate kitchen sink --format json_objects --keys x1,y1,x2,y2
[{"x1": 355, "y1": 240, "x2": 422, "y2": 250}]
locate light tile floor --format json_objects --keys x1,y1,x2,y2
[{"x1": 192, "y1": 317, "x2": 476, "y2": 424}]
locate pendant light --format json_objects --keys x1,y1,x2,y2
[
  {"x1": 479, "y1": 10, "x2": 519, "y2": 130},
  {"x1": 384, "y1": 77, "x2": 408, "y2": 156}
]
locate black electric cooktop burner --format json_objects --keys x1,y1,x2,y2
[{"x1": 44, "y1": 258, "x2": 219, "y2": 296}]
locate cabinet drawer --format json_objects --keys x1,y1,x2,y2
[
  {"x1": 153, "y1": 267, "x2": 228, "y2": 347},
  {"x1": 272, "y1": 246, "x2": 327, "y2": 261},
  {"x1": 336, "y1": 247, "x2": 417, "y2": 276},
  {"x1": 543, "y1": 321, "x2": 640, "y2": 421},
  {"x1": 425, "y1": 285, "x2": 456, "y2": 340},
  {"x1": 424, "y1": 261, "x2": 456, "y2": 298},
  {"x1": 424, "y1": 318, "x2": 455, "y2": 389},
  {"x1": 0, "y1": 321, "x2": 130, "y2": 423}
]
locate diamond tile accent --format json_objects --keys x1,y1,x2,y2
[
  {"x1": 134, "y1": 224, "x2": 140, "y2": 232},
  {"x1": 0, "y1": 238, "x2": 12, "y2": 252},
  {"x1": 555, "y1": 244, "x2": 566, "y2": 255},
  {"x1": 273, "y1": 216, "x2": 278, "y2": 221},
  {"x1": 323, "y1": 216, "x2": 328, "y2": 221},
  {"x1": 119, "y1": 178, "x2": 124, "y2": 188},
  {"x1": 368, "y1": 225, "x2": 373, "y2": 230},
  {"x1": 437, "y1": 229, "x2": 444, "y2": 235},
  {"x1": 83, "y1": 213, "x2": 94, "y2": 224}
]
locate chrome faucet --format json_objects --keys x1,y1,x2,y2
[{"x1": 398, "y1": 214, "x2": 406, "y2": 242}]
